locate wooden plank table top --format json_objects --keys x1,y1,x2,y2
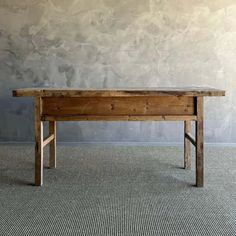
[
  {"x1": 13, "y1": 87, "x2": 225, "y2": 187},
  {"x1": 13, "y1": 87, "x2": 225, "y2": 97}
]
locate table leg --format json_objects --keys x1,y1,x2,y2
[
  {"x1": 196, "y1": 97, "x2": 204, "y2": 187},
  {"x1": 35, "y1": 97, "x2": 43, "y2": 186},
  {"x1": 49, "y1": 121, "x2": 56, "y2": 169},
  {"x1": 184, "y1": 121, "x2": 191, "y2": 170}
]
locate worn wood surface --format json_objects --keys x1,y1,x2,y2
[
  {"x1": 43, "y1": 115, "x2": 198, "y2": 122},
  {"x1": 43, "y1": 134, "x2": 55, "y2": 148},
  {"x1": 196, "y1": 97, "x2": 204, "y2": 187},
  {"x1": 184, "y1": 121, "x2": 192, "y2": 170},
  {"x1": 13, "y1": 87, "x2": 225, "y2": 97},
  {"x1": 35, "y1": 97, "x2": 43, "y2": 187},
  {"x1": 13, "y1": 87, "x2": 225, "y2": 187},
  {"x1": 49, "y1": 121, "x2": 56, "y2": 169},
  {"x1": 42, "y1": 96, "x2": 195, "y2": 117},
  {"x1": 185, "y1": 132, "x2": 196, "y2": 147}
]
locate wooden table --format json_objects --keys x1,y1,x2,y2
[{"x1": 13, "y1": 87, "x2": 225, "y2": 187}]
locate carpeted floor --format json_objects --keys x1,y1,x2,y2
[{"x1": 0, "y1": 145, "x2": 236, "y2": 235}]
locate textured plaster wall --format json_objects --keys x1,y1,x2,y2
[{"x1": 0, "y1": 0, "x2": 235, "y2": 143}]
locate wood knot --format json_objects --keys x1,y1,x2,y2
[{"x1": 111, "y1": 104, "x2": 115, "y2": 110}]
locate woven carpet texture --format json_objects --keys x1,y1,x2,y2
[{"x1": 0, "y1": 145, "x2": 236, "y2": 235}]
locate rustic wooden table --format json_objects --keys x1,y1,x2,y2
[{"x1": 13, "y1": 87, "x2": 225, "y2": 187}]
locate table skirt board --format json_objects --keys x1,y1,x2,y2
[{"x1": 41, "y1": 96, "x2": 195, "y2": 121}]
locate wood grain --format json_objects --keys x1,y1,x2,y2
[
  {"x1": 184, "y1": 121, "x2": 192, "y2": 170},
  {"x1": 13, "y1": 87, "x2": 224, "y2": 187},
  {"x1": 42, "y1": 96, "x2": 195, "y2": 116},
  {"x1": 196, "y1": 97, "x2": 204, "y2": 187},
  {"x1": 43, "y1": 115, "x2": 198, "y2": 122},
  {"x1": 43, "y1": 134, "x2": 55, "y2": 148},
  {"x1": 12, "y1": 87, "x2": 226, "y2": 97},
  {"x1": 35, "y1": 97, "x2": 43, "y2": 187},
  {"x1": 185, "y1": 132, "x2": 196, "y2": 147},
  {"x1": 49, "y1": 121, "x2": 56, "y2": 169}
]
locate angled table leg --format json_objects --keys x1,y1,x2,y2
[
  {"x1": 49, "y1": 121, "x2": 56, "y2": 169},
  {"x1": 35, "y1": 97, "x2": 44, "y2": 186},
  {"x1": 196, "y1": 97, "x2": 204, "y2": 187},
  {"x1": 184, "y1": 121, "x2": 192, "y2": 170}
]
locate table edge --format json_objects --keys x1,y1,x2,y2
[{"x1": 12, "y1": 88, "x2": 226, "y2": 97}]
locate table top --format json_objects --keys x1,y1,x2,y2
[{"x1": 13, "y1": 87, "x2": 225, "y2": 97}]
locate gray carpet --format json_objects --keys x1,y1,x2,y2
[{"x1": 0, "y1": 145, "x2": 236, "y2": 235}]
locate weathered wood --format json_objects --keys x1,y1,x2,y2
[
  {"x1": 13, "y1": 87, "x2": 225, "y2": 187},
  {"x1": 12, "y1": 87, "x2": 226, "y2": 98},
  {"x1": 43, "y1": 115, "x2": 198, "y2": 122},
  {"x1": 184, "y1": 121, "x2": 192, "y2": 170},
  {"x1": 35, "y1": 97, "x2": 43, "y2": 186},
  {"x1": 42, "y1": 96, "x2": 195, "y2": 116},
  {"x1": 43, "y1": 134, "x2": 55, "y2": 148},
  {"x1": 49, "y1": 121, "x2": 56, "y2": 169},
  {"x1": 185, "y1": 132, "x2": 196, "y2": 147},
  {"x1": 196, "y1": 97, "x2": 204, "y2": 187}
]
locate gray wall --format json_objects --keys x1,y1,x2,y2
[{"x1": 0, "y1": 0, "x2": 235, "y2": 143}]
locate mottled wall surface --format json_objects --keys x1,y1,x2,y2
[{"x1": 0, "y1": 0, "x2": 235, "y2": 143}]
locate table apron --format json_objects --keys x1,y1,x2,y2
[{"x1": 41, "y1": 96, "x2": 196, "y2": 121}]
